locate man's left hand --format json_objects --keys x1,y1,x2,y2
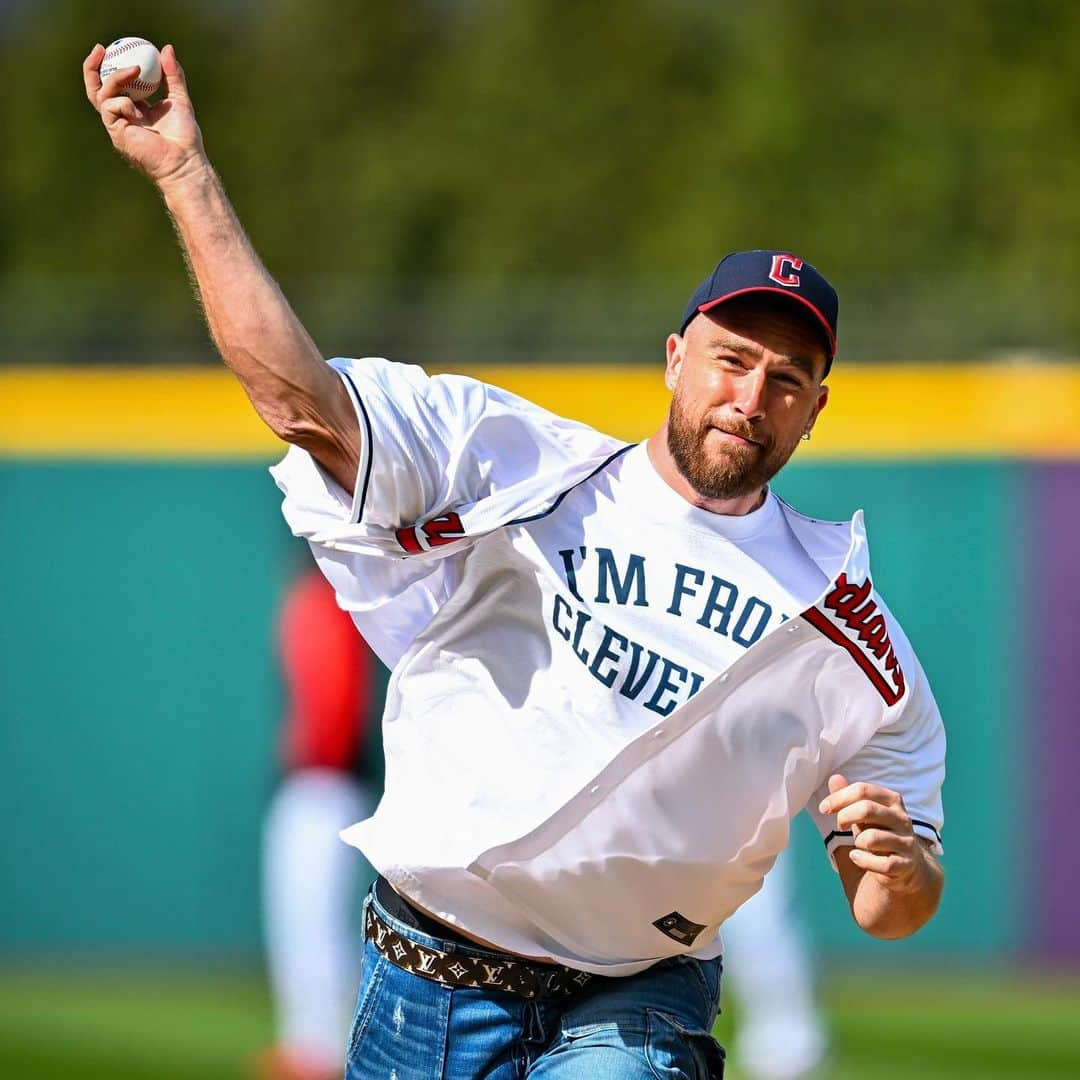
[{"x1": 819, "y1": 773, "x2": 943, "y2": 938}]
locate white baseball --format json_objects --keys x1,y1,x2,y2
[{"x1": 100, "y1": 37, "x2": 162, "y2": 102}]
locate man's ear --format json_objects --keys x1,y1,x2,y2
[
  {"x1": 665, "y1": 333, "x2": 684, "y2": 393},
  {"x1": 805, "y1": 382, "x2": 829, "y2": 434}
]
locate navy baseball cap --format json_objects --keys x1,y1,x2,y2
[{"x1": 680, "y1": 250, "x2": 839, "y2": 367}]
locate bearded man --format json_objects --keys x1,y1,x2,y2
[{"x1": 85, "y1": 44, "x2": 945, "y2": 1080}]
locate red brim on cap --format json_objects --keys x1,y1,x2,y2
[{"x1": 698, "y1": 287, "x2": 837, "y2": 357}]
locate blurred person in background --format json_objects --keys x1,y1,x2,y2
[
  {"x1": 723, "y1": 852, "x2": 828, "y2": 1080},
  {"x1": 256, "y1": 564, "x2": 385, "y2": 1080}
]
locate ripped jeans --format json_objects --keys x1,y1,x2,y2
[{"x1": 344, "y1": 888, "x2": 724, "y2": 1079}]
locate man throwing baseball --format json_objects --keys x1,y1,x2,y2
[{"x1": 85, "y1": 44, "x2": 945, "y2": 1080}]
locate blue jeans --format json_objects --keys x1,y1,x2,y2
[{"x1": 345, "y1": 889, "x2": 724, "y2": 1079}]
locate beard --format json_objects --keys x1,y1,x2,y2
[{"x1": 666, "y1": 389, "x2": 796, "y2": 501}]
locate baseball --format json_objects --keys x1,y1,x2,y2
[{"x1": 100, "y1": 37, "x2": 162, "y2": 102}]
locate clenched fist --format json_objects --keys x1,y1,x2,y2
[{"x1": 819, "y1": 773, "x2": 944, "y2": 939}]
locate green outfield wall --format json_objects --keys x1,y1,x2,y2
[
  {"x1": 0, "y1": 458, "x2": 1026, "y2": 958},
  {"x1": 3, "y1": 364, "x2": 1074, "y2": 960},
  {"x1": 1, "y1": 464, "x2": 291, "y2": 952}
]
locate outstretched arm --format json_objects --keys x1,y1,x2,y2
[
  {"x1": 82, "y1": 43, "x2": 360, "y2": 493},
  {"x1": 819, "y1": 773, "x2": 944, "y2": 939}
]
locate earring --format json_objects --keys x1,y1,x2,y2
[{"x1": 801, "y1": 431, "x2": 812, "y2": 442}]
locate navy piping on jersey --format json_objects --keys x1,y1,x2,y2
[
  {"x1": 772, "y1": 492, "x2": 849, "y2": 529},
  {"x1": 342, "y1": 371, "x2": 375, "y2": 524},
  {"x1": 911, "y1": 819, "x2": 943, "y2": 845},
  {"x1": 823, "y1": 829, "x2": 854, "y2": 848},
  {"x1": 506, "y1": 442, "x2": 635, "y2": 527},
  {"x1": 823, "y1": 819, "x2": 942, "y2": 850}
]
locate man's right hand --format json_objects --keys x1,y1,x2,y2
[
  {"x1": 82, "y1": 40, "x2": 362, "y2": 493},
  {"x1": 83, "y1": 43, "x2": 207, "y2": 193}
]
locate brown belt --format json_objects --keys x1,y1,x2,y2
[{"x1": 364, "y1": 902, "x2": 596, "y2": 1000}]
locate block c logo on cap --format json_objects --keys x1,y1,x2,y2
[{"x1": 769, "y1": 254, "x2": 803, "y2": 287}]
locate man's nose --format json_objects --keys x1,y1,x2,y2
[{"x1": 731, "y1": 369, "x2": 767, "y2": 420}]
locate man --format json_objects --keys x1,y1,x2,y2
[{"x1": 85, "y1": 45, "x2": 945, "y2": 1080}]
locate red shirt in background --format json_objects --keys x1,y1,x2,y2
[{"x1": 278, "y1": 568, "x2": 379, "y2": 774}]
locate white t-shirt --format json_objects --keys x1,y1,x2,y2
[{"x1": 271, "y1": 357, "x2": 946, "y2": 975}]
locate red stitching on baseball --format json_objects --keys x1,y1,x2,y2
[
  {"x1": 104, "y1": 38, "x2": 152, "y2": 59},
  {"x1": 101, "y1": 38, "x2": 158, "y2": 93}
]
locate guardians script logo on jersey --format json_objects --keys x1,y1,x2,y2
[{"x1": 801, "y1": 573, "x2": 906, "y2": 705}]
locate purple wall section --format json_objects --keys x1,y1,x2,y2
[{"x1": 1033, "y1": 463, "x2": 1080, "y2": 962}]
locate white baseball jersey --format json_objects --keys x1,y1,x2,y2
[{"x1": 271, "y1": 357, "x2": 946, "y2": 976}]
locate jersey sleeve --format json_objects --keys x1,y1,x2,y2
[
  {"x1": 272, "y1": 356, "x2": 623, "y2": 543},
  {"x1": 805, "y1": 656, "x2": 946, "y2": 870},
  {"x1": 269, "y1": 357, "x2": 625, "y2": 670},
  {"x1": 337, "y1": 356, "x2": 494, "y2": 529},
  {"x1": 275, "y1": 357, "x2": 493, "y2": 533}
]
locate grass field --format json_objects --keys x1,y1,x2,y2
[{"x1": 1, "y1": 965, "x2": 1079, "y2": 1079}]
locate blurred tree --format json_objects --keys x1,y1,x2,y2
[{"x1": 2, "y1": 0, "x2": 1079, "y2": 363}]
